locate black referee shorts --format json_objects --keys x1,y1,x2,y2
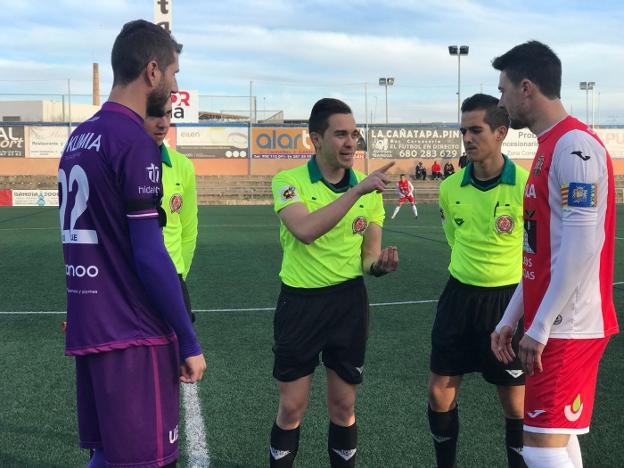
[
  {"x1": 178, "y1": 274, "x2": 196, "y2": 323},
  {"x1": 273, "y1": 277, "x2": 369, "y2": 385},
  {"x1": 430, "y1": 276, "x2": 525, "y2": 386}
]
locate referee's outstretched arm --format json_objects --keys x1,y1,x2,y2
[{"x1": 279, "y1": 162, "x2": 394, "y2": 245}]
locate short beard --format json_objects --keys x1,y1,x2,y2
[
  {"x1": 509, "y1": 117, "x2": 529, "y2": 130},
  {"x1": 146, "y1": 83, "x2": 170, "y2": 118}
]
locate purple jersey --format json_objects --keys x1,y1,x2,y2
[{"x1": 59, "y1": 102, "x2": 175, "y2": 355}]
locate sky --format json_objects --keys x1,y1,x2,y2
[{"x1": 1, "y1": 0, "x2": 623, "y2": 124}]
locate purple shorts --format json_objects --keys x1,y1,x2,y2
[{"x1": 75, "y1": 342, "x2": 180, "y2": 467}]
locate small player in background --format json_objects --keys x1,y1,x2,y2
[{"x1": 390, "y1": 174, "x2": 418, "y2": 219}]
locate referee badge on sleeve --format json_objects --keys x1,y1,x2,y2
[
  {"x1": 279, "y1": 185, "x2": 300, "y2": 203},
  {"x1": 352, "y1": 216, "x2": 368, "y2": 235}
]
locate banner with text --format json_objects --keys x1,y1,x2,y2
[
  {"x1": 176, "y1": 126, "x2": 248, "y2": 158},
  {"x1": 12, "y1": 190, "x2": 59, "y2": 207},
  {"x1": 171, "y1": 90, "x2": 199, "y2": 124},
  {"x1": 501, "y1": 129, "x2": 539, "y2": 159},
  {"x1": 251, "y1": 127, "x2": 366, "y2": 159},
  {"x1": 368, "y1": 127, "x2": 460, "y2": 159},
  {"x1": 28, "y1": 126, "x2": 70, "y2": 158},
  {"x1": 0, "y1": 125, "x2": 26, "y2": 157},
  {"x1": 595, "y1": 128, "x2": 624, "y2": 159}
]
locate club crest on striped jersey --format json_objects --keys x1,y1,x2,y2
[
  {"x1": 352, "y1": 216, "x2": 368, "y2": 235},
  {"x1": 279, "y1": 185, "x2": 299, "y2": 202},
  {"x1": 562, "y1": 182, "x2": 596, "y2": 208},
  {"x1": 533, "y1": 154, "x2": 545, "y2": 176},
  {"x1": 495, "y1": 214, "x2": 514, "y2": 233},
  {"x1": 169, "y1": 193, "x2": 183, "y2": 213}
]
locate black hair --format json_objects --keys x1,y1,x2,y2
[
  {"x1": 308, "y1": 98, "x2": 352, "y2": 135},
  {"x1": 111, "y1": 19, "x2": 183, "y2": 86},
  {"x1": 492, "y1": 40, "x2": 561, "y2": 99},
  {"x1": 461, "y1": 93, "x2": 510, "y2": 131}
]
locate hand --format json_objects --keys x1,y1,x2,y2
[
  {"x1": 355, "y1": 162, "x2": 395, "y2": 195},
  {"x1": 491, "y1": 326, "x2": 515, "y2": 364},
  {"x1": 180, "y1": 353, "x2": 207, "y2": 384},
  {"x1": 371, "y1": 246, "x2": 399, "y2": 275},
  {"x1": 518, "y1": 335, "x2": 545, "y2": 376}
]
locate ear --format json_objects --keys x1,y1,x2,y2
[
  {"x1": 495, "y1": 125, "x2": 508, "y2": 141},
  {"x1": 520, "y1": 78, "x2": 536, "y2": 97},
  {"x1": 310, "y1": 131, "x2": 322, "y2": 151},
  {"x1": 144, "y1": 60, "x2": 160, "y2": 88}
]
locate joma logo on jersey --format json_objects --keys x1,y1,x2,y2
[{"x1": 146, "y1": 163, "x2": 160, "y2": 183}]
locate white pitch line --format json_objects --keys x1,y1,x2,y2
[
  {"x1": 0, "y1": 300, "x2": 437, "y2": 315},
  {"x1": 181, "y1": 383, "x2": 210, "y2": 467}
]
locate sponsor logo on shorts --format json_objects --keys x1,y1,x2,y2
[
  {"x1": 505, "y1": 369, "x2": 523, "y2": 378},
  {"x1": 355, "y1": 366, "x2": 364, "y2": 375},
  {"x1": 431, "y1": 433, "x2": 452, "y2": 443},
  {"x1": 564, "y1": 394, "x2": 584, "y2": 422},
  {"x1": 169, "y1": 193, "x2": 183, "y2": 213},
  {"x1": 270, "y1": 447, "x2": 291, "y2": 460},
  {"x1": 352, "y1": 216, "x2": 368, "y2": 235},
  {"x1": 527, "y1": 409, "x2": 546, "y2": 418},
  {"x1": 454, "y1": 217, "x2": 464, "y2": 226},
  {"x1": 279, "y1": 185, "x2": 299, "y2": 203},
  {"x1": 169, "y1": 424, "x2": 179, "y2": 444},
  {"x1": 332, "y1": 448, "x2": 357, "y2": 461},
  {"x1": 495, "y1": 214, "x2": 514, "y2": 234}
]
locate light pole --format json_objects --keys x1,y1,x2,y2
[
  {"x1": 448, "y1": 45, "x2": 468, "y2": 157},
  {"x1": 379, "y1": 77, "x2": 394, "y2": 124},
  {"x1": 579, "y1": 81, "x2": 595, "y2": 127}
]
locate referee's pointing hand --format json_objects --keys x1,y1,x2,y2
[{"x1": 356, "y1": 162, "x2": 395, "y2": 195}]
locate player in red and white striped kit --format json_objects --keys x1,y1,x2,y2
[
  {"x1": 390, "y1": 174, "x2": 418, "y2": 219},
  {"x1": 490, "y1": 41, "x2": 618, "y2": 468}
]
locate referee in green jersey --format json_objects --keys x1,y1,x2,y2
[
  {"x1": 145, "y1": 98, "x2": 198, "y2": 322},
  {"x1": 428, "y1": 94, "x2": 529, "y2": 468},
  {"x1": 268, "y1": 98, "x2": 398, "y2": 468}
]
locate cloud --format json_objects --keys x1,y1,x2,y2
[{"x1": 0, "y1": 0, "x2": 622, "y2": 123}]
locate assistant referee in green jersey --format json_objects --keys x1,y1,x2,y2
[
  {"x1": 427, "y1": 94, "x2": 529, "y2": 468},
  {"x1": 144, "y1": 98, "x2": 198, "y2": 322},
  {"x1": 268, "y1": 98, "x2": 398, "y2": 468}
]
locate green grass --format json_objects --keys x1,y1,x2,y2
[{"x1": 0, "y1": 205, "x2": 622, "y2": 467}]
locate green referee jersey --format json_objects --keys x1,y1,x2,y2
[
  {"x1": 272, "y1": 157, "x2": 385, "y2": 288},
  {"x1": 439, "y1": 155, "x2": 528, "y2": 287},
  {"x1": 160, "y1": 145, "x2": 198, "y2": 279}
]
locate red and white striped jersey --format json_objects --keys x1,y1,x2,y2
[
  {"x1": 522, "y1": 116, "x2": 618, "y2": 340},
  {"x1": 397, "y1": 179, "x2": 413, "y2": 196}
]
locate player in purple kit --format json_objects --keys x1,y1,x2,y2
[{"x1": 58, "y1": 20, "x2": 206, "y2": 468}]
